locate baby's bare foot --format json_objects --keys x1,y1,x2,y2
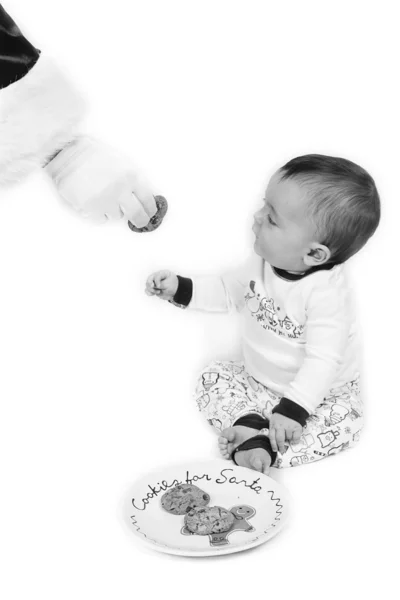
[
  {"x1": 218, "y1": 425, "x2": 260, "y2": 459},
  {"x1": 234, "y1": 446, "x2": 271, "y2": 475}
]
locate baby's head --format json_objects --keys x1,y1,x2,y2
[{"x1": 253, "y1": 154, "x2": 380, "y2": 272}]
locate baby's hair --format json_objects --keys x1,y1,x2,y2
[{"x1": 279, "y1": 154, "x2": 380, "y2": 264}]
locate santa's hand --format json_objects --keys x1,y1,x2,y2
[{"x1": 44, "y1": 136, "x2": 157, "y2": 225}]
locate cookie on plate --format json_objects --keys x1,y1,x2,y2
[
  {"x1": 161, "y1": 484, "x2": 210, "y2": 515},
  {"x1": 184, "y1": 506, "x2": 234, "y2": 535}
]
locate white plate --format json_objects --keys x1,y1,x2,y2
[{"x1": 124, "y1": 459, "x2": 290, "y2": 556}]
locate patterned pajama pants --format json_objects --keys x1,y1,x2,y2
[{"x1": 194, "y1": 360, "x2": 364, "y2": 468}]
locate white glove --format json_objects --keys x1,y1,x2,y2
[{"x1": 44, "y1": 136, "x2": 157, "y2": 225}]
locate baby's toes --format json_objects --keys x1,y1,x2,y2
[
  {"x1": 218, "y1": 439, "x2": 229, "y2": 458},
  {"x1": 218, "y1": 439, "x2": 228, "y2": 454},
  {"x1": 221, "y1": 428, "x2": 236, "y2": 443},
  {"x1": 249, "y1": 455, "x2": 264, "y2": 472},
  {"x1": 262, "y1": 463, "x2": 270, "y2": 475}
]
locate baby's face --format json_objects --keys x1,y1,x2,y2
[{"x1": 252, "y1": 172, "x2": 317, "y2": 272}]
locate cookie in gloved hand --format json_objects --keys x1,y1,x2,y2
[
  {"x1": 44, "y1": 135, "x2": 160, "y2": 226},
  {"x1": 128, "y1": 195, "x2": 168, "y2": 233}
]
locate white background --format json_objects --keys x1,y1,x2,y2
[{"x1": 0, "y1": 1, "x2": 398, "y2": 598}]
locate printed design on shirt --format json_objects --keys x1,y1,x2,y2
[
  {"x1": 207, "y1": 417, "x2": 223, "y2": 430},
  {"x1": 313, "y1": 450, "x2": 326, "y2": 457},
  {"x1": 221, "y1": 396, "x2": 259, "y2": 418},
  {"x1": 219, "y1": 362, "x2": 246, "y2": 377},
  {"x1": 290, "y1": 454, "x2": 315, "y2": 467},
  {"x1": 201, "y1": 372, "x2": 220, "y2": 391},
  {"x1": 196, "y1": 392, "x2": 211, "y2": 410},
  {"x1": 323, "y1": 406, "x2": 362, "y2": 428},
  {"x1": 247, "y1": 376, "x2": 280, "y2": 414},
  {"x1": 328, "y1": 403, "x2": 349, "y2": 425},
  {"x1": 245, "y1": 280, "x2": 304, "y2": 339},
  {"x1": 348, "y1": 408, "x2": 362, "y2": 421},
  {"x1": 247, "y1": 375, "x2": 264, "y2": 393},
  {"x1": 263, "y1": 400, "x2": 274, "y2": 415},
  {"x1": 195, "y1": 363, "x2": 265, "y2": 428},
  {"x1": 326, "y1": 374, "x2": 361, "y2": 402},
  {"x1": 210, "y1": 391, "x2": 261, "y2": 426},
  {"x1": 317, "y1": 429, "x2": 340, "y2": 448},
  {"x1": 289, "y1": 433, "x2": 315, "y2": 453},
  {"x1": 327, "y1": 442, "x2": 350, "y2": 456},
  {"x1": 323, "y1": 375, "x2": 363, "y2": 427}
]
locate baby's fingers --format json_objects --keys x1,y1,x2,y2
[
  {"x1": 154, "y1": 270, "x2": 171, "y2": 288},
  {"x1": 145, "y1": 274, "x2": 160, "y2": 295},
  {"x1": 275, "y1": 428, "x2": 286, "y2": 454},
  {"x1": 292, "y1": 427, "x2": 303, "y2": 445},
  {"x1": 146, "y1": 273, "x2": 156, "y2": 287},
  {"x1": 145, "y1": 287, "x2": 160, "y2": 296},
  {"x1": 269, "y1": 427, "x2": 278, "y2": 453}
]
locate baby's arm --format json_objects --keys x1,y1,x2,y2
[
  {"x1": 146, "y1": 260, "x2": 251, "y2": 312},
  {"x1": 271, "y1": 283, "x2": 352, "y2": 425}
]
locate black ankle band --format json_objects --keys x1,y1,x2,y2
[
  {"x1": 234, "y1": 413, "x2": 269, "y2": 430},
  {"x1": 232, "y1": 434, "x2": 277, "y2": 466}
]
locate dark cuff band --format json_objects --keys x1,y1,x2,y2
[
  {"x1": 272, "y1": 397, "x2": 309, "y2": 427},
  {"x1": 172, "y1": 275, "x2": 193, "y2": 307},
  {"x1": 232, "y1": 434, "x2": 277, "y2": 467}
]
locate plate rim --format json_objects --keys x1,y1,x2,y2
[{"x1": 125, "y1": 459, "x2": 290, "y2": 557}]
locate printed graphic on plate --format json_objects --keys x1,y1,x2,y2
[
  {"x1": 181, "y1": 504, "x2": 256, "y2": 547},
  {"x1": 130, "y1": 467, "x2": 284, "y2": 550}
]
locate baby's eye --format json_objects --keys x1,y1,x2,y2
[{"x1": 267, "y1": 214, "x2": 277, "y2": 226}]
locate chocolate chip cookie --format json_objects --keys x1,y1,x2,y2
[
  {"x1": 184, "y1": 506, "x2": 234, "y2": 535},
  {"x1": 161, "y1": 484, "x2": 210, "y2": 515},
  {"x1": 128, "y1": 195, "x2": 168, "y2": 233}
]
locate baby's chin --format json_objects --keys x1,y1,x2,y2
[
  {"x1": 253, "y1": 244, "x2": 303, "y2": 272},
  {"x1": 253, "y1": 238, "x2": 263, "y2": 254},
  {"x1": 253, "y1": 240, "x2": 273, "y2": 262}
]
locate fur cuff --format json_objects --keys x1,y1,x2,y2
[{"x1": 0, "y1": 56, "x2": 86, "y2": 186}]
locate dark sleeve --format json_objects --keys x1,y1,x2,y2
[
  {"x1": 0, "y1": 4, "x2": 41, "y2": 89},
  {"x1": 271, "y1": 397, "x2": 310, "y2": 427},
  {"x1": 169, "y1": 275, "x2": 193, "y2": 308}
]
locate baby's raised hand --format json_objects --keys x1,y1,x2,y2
[
  {"x1": 145, "y1": 270, "x2": 179, "y2": 301},
  {"x1": 265, "y1": 412, "x2": 303, "y2": 454}
]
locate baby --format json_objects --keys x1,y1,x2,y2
[{"x1": 146, "y1": 155, "x2": 380, "y2": 473}]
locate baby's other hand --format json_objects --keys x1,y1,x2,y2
[
  {"x1": 145, "y1": 270, "x2": 179, "y2": 301},
  {"x1": 265, "y1": 412, "x2": 303, "y2": 454}
]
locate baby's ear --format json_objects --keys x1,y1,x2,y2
[{"x1": 303, "y1": 243, "x2": 331, "y2": 267}]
